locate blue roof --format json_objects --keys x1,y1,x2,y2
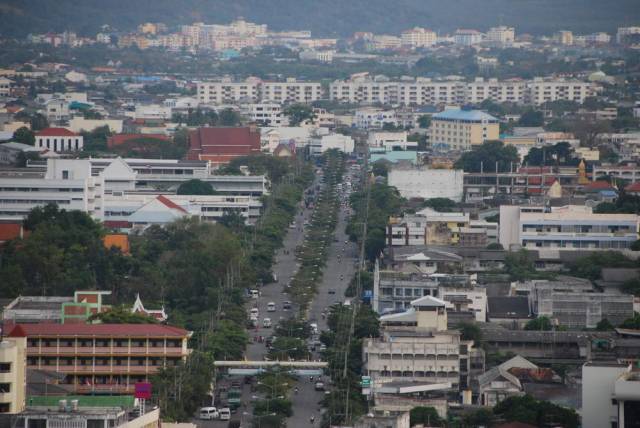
[{"x1": 432, "y1": 109, "x2": 498, "y2": 122}]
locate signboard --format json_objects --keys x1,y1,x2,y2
[
  {"x1": 134, "y1": 382, "x2": 152, "y2": 399},
  {"x1": 360, "y1": 376, "x2": 371, "y2": 388}
]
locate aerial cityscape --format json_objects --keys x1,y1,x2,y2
[{"x1": 0, "y1": 2, "x2": 639, "y2": 428}]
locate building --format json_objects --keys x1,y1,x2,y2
[
  {"x1": 367, "y1": 132, "x2": 414, "y2": 151},
  {"x1": 429, "y1": 108, "x2": 499, "y2": 151},
  {"x1": 197, "y1": 80, "x2": 260, "y2": 104},
  {"x1": 555, "y1": 31, "x2": 574, "y2": 45},
  {"x1": 380, "y1": 246, "x2": 464, "y2": 275},
  {"x1": 260, "y1": 79, "x2": 323, "y2": 104},
  {"x1": 0, "y1": 337, "x2": 27, "y2": 413},
  {"x1": 388, "y1": 166, "x2": 464, "y2": 201},
  {"x1": 0, "y1": 142, "x2": 45, "y2": 166},
  {"x1": 401, "y1": 28, "x2": 437, "y2": 48},
  {"x1": 499, "y1": 205, "x2": 639, "y2": 252},
  {"x1": 526, "y1": 78, "x2": 597, "y2": 105},
  {"x1": 197, "y1": 79, "x2": 322, "y2": 105},
  {"x1": 35, "y1": 128, "x2": 83, "y2": 152},
  {"x1": 454, "y1": 29, "x2": 484, "y2": 46},
  {"x1": 241, "y1": 103, "x2": 287, "y2": 126},
  {"x1": 466, "y1": 78, "x2": 528, "y2": 105},
  {"x1": 186, "y1": 127, "x2": 261, "y2": 166},
  {"x1": 485, "y1": 26, "x2": 515, "y2": 46},
  {"x1": 0, "y1": 158, "x2": 104, "y2": 221},
  {"x1": 582, "y1": 362, "x2": 640, "y2": 428},
  {"x1": 0, "y1": 78, "x2": 13, "y2": 97},
  {"x1": 309, "y1": 133, "x2": 354, "y2": 155},
  {"x1": 7, "y1": 323, "x2": 191, "y2": 395},
  {"x1": 299, "y1": 50, "x2": 334, "y2": 63},
  {"x1": 355, "y1": 109, "x2": 398, "y2": 129},
  {"x1": 616, "y1": 26, "x2": 640, "y2": 44},
  {"x1": 354, "y1": 410, "x2": 410, "y2": 428}
]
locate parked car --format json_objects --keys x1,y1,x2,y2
[
  {"x1": 199, "y1": 407, "x2": 219, "y2": 420},
  {"x1": 282, "y1": 301, "x2": 292, "y2": 310},
  {"x1": 218, "y1": 408, "x2": 231, "y2": 420},
  {"x1": 314, "y1": 381, "x2": 325, "y2": 391},
  {"x1": 267, "y1": 302, "x2": 276, "y2": 312},
  {"x1": 263, "y1": 318, "x2": 272, "y2": 328}
]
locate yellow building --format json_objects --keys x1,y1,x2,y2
[
  {"x1": 430, "y1": 108, "x2": 500, "y2": 151},
  {"x1": 0, "y1": 337, "x2": 27, "y2": 413}
]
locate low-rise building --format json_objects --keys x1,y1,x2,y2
[
  {"x1": 367, "y1": 132, "x2": 414, "y2": 151},
  {"x1": 35, "y1": 128, "x2": 83, "y2": 152},
  {"x1": 0, "y1": 337, "x2": 27, "y2": 413},
  {"x1": 186, "y1": 127, "x2": 261, "y2": 166},
  {"x1": 388, "y1": 166, "x2": 464, "y2": 201},
  {"x1": 7, "y1": 323, "x2": 191, "y2": 395}
]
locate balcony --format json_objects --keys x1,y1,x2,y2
[{"x1": 28, "y1": 345, "x2": 185, "y2": 357}]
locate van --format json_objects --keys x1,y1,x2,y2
[
  {"x1": 198, "y1": 407, "x2": 219, "y2": 420},
  {"x1": 250, "y1": 308, "x2": 259, "y2": 318},
  {"x1": 310, "y1": 323, "x2": 319, "y2": 335},
  {"x1": 250, "y1": 289, "x2": 259, "y2": 299},
  {"x1": 263, "y1": 318, "x2": 272, "y2": 328},
  {"x1": 344, "y1": 299, "x2": 352, "y2": 307},
  {"x1": 267, "y1": 302, "x2": 276, "y2": 312},
  {"x1": 218, "y1": 408, "x2": 231, "y2": 420}
]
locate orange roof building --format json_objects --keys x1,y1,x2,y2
[{"x1": 102, "y1": 234, "x2": 130, "y2": 255}]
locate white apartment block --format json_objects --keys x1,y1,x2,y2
[
  {"x1": 526, "y1": 78, "x2": 596, "y2": 104},
  {"x1": 401, "y1": 27, "x2": 437, "y2": 48},
  {"x1": 330, "y1": 77, "x2": 597, "y2": 106},
  {"x1": 0, "y1": 159, "x2": 104, "y2": 221},
  {"x1": 499, "y1": 205, "x2": 640, "y2": 251},
  {"x1": 454, "y1": 29, "x2": 484, "y2": 46},
  {"x1": 616, "y1": 26, "x2": 640, "y2": 44},
  {"x1": 260, "y1": 80, "x2": 323, "y2": 104},
  {"x1": 241, "y1": 103, "x2": 288, "y2": 126},
  {"x1": 0, "y1": 77, "x2": 12, "y2": 97},
  {"x1": 388, "y1": 166, "x2": 464, "y2": 201},
  {"x1": 485, "y1": 26, "x2": 515, "y2": 45},
  {"x1": 197, "y1": 79, "x2": 321, "y2": 105}
]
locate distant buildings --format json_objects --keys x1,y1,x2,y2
[
  {"x1": 486, "y1": 26, "x2": 515, "y2": 46},
  {"x1": 186, "y1": 127, "x2": 261, "y2": 165},
  {"x1": 616, "y1": 26, "x2": 640, "y2": 44},
  {"x1": 401, "y1": 27, "x2": 437, "y2": 48},
  {"x1": 34, "y1": 127, "x2": 83, "y2": 152},
  {"x1": 367, "y1": 132, "x2": 414, "y2": 151},
  {"x1": 454, "y1": 29, "x2": 484, "y2": 46},
  {"x1": 429, "y1": 108, "x2": 500, "y2": 151},
  {"x1": 197, "y1": 79, "x2": 323, "y2": 105}
]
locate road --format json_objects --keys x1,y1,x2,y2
[{"x1": 200, "y1": 164, "x2": 359, "y2": 427}]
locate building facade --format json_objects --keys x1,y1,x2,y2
[
  {"x1": 0, "y1": 337, "x2": 27, "y2": 414},
  {"x1": 35, "y1": 128, "x2": 83, "y2": 152},
  {"x1": 429, "y1": 108, "x2": 499, "y2": 151}
]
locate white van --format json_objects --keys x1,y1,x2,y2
[
  {"x1": 310, "y1": 323, "x2": 319, "y2": 335},
  {"x1": 250, "y1": 289, "x2": 259, "y2": 299},
  {"x1": 263, "y1": 318, "x2": 272, "y2": 328},
  {"x1": 218, "y1": 408, "x2": 231, "y2": 420},
  {"x1": 267, "y1": 302, "x2": 276, "y2": 312},
  {"x1": 198, "y1": 407, "x2": 219, "y2": 420},
  {"x1": 250, "y1": 308, "x2": 259, "y2": 318}
]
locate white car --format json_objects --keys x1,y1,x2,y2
[
  {"x1": 263, "y1": 318, "x2": 272, "y2": 328},
  {"x1": 267, "y1": 302, "x2": 276, "y2": 312},
  {"x1": 218, "y1": 408, "x2": 231, "y2": 420},
  {"x1": 250, "y1": 308, "x2": 259, "y2": 318},
  {"x1": 198, "y1": 407, "x2": 219, "y2": 420}
]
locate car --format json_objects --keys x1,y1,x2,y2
[
  {"x1": 314, "y1": 381, "x2": 325, "y2": 391},
  {"x1": 283, "y1": 301, "x2": 292, "y2": 310},
  {"x1": 198, "y1": 407, "x2": 219, "y2": 420},
  {"x1": 267, "y1": 302, "x2": 276, "y2": 312},
  {"x1": 249, "y1": 289, "x2": 259, "y2": 299},
  {"x1": 310, "y1": 323, "x2": 319, "y2": 335},
  {"x1": 262, "y1": 318, "x2": 272, "y2": 328},
  {"x1": 250, "y1": 308, "x2": 259, "y2": 317},
  {"x1": 328, "y1": 289, "x2": 336, "y2": 295},
  {"x1": 218, "y1": 408, "x2": 231, "y2": 421},
  {"x1": 319, "y1": 344, "x2": 327, "y2": 352}
]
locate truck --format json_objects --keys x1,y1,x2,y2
[{"x1": 227, "y1": 387, "x2": 242, "y2": 410}]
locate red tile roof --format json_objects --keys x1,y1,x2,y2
[
  {"x1": 156, "y1": 195, "x2": 188, "y2": 213},
  {"x1": 104, "y1": 220, "x2": 132, "y2": 229},
  {"x1": 36, "y1": 127, "x2": 78, "y2": 137},
  {"x1": 0, "y1": 223, "x2": 25, "y2": 242},
  {"x1": 626, "y1": 182, "x2": 640, "y2": 193},
  {"x1": 7, "y1": 323, "x2": 189, "y2": 338},
  {"x1": 107, "y1": 133, "x2": 170, "y2": 148},
  {"x1": 586, "y1": 180, "x2": 614, "y2": 190},
  {"x1": 187, "y1": 127, "x2": 260, "y2": 163}
]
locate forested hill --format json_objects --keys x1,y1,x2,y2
[{"x1": 0, "y1": 0, "x2": 639, "y2": 37}]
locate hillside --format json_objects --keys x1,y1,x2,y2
[{"x1": 0, "y1": 0, "x2": 639, "y2": 37}]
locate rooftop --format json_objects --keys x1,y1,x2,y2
[
  {"x1": 35, "y1": 127, "x2": 79, "y2": 137},
  {"x1": 8, "y1": 323, "x2": 190, "y2": 338},
  {"x1": 432, "y1": 108, "x2": 499, "y2": 122}
]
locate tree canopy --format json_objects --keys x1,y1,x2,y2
[
  {"x1": 176, "y1": 179, "x2": 217, "y2": 195},
  {"x1": 283, "y1": 104, "x2": 315, "y2": 126},
  {"x1": 454, "y1": 140, "x2": 519, "y2": 173}
]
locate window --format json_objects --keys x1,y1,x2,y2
[
  {"x1": 0, "y1": 403, "x2": 12, "y2": 414},
  {"x1": 0, "y1": 364, "x2": 10, "y2": 373},
  {"x1": 0, "y1": 384, "x2": 10, "y2": 393},
  {"x1": 62, "y1": 170, "x2": 69, "y2": 180}
]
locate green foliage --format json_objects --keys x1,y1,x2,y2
[
  {"x1": 523, "y1": 142, "x2": 576, "y2": 166},
  {"x1": 371, "y1": 160, "x2": 389, "y2": 177},
  {"x1": 29, "y1": 113, "x2": 49, "y2": 131},
  {"x1": 218, "y1": 108, "x2": 242, "y2": 126},
  {"x1": 410, "y1": 407, "x2": 444, "y2": 427},
  {"x1": 525, "y1": 316, "x2": 553, "y2": 331},
  {"x1": 274, "y1": 318, "x2": 311, "y2": 339},
  {"x1": 417, "y1": 115, "x2": 431, "y2": 128},
  {"x1": 454, "y1": 140, "x2": 519, "y2": 173},
  {"x1": 220, "y1": 154, "x2": 292, "y2": 183},
  {"x1": 594, "y1": 192, "x2": 640, "y2": 214},
  {"x1": 504, "y1": 249, "x2": 556, "y2": 281},
  {"x1": 595, "y1": 318, "x2": 615, "y2": 331},
  {"x1": 176, "y1": 179, "x2": 216, "y2": 195},
  {"x1": 283, "y1": 104, "x2": 315, "y2": 126},
  {"x1": 172, "y1": 109, "x2": 218, "y2": 126},
  {"x1": 89, "y1": 305, "x2": 157, "y2": 324},
  {"x1": 486, "y1": 242, "x2": 503, "y2": 250},
  {"x1": 568, "y1": 251, "x2": 639, "y2": 280},
  {"x1": 202, "y1": 320, "x2": 248, "y2": 360},
  {"x1": 621, "y1": 278, "x2": 640, "y2": 296},
  {"x1": 12, "y1": 126, "x2": 35, "y2": 145},
  {"x1": 81, "y1": 125, "x2": 112, "y2": 153},
  {"x1": 620, "y1": 312, "x2": 640, "y2": 329},
  {"x1": 518, "y1": 109, "x2": 544, "y2": 126},
  {"x1": 112, "y1": 137, "x2": 187, "y2": 159},
  {"x1": 268, "y1": 336, "x2": 309, "y2": 361},
  {"x1": 421, "y1": 197, "x2": 458, "y2": 212},
  {"x1": 457, "y1": 322, "x2": 483, "y2": 343},
  {"x1": 345, "y1": 270, "x2": 373, "y2": 297},
  {"x1": 493, "y1": 395, "x2": 579, "y2": 428}
]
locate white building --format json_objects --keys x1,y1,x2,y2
[
  {"x1": 582, "y1": 362, "x2": 640, "y2": 428},
  {"x1": 133, "y1": 104, "x2": 172, "y2": 120},
  {"x1": 454, "y1": 29, "x2": 484, "y2": 46},
  {"x1": 526, "y1": 78, "x2": 597, "y2": 105},
  {"x1": 401, "y1": 27, "x2": 437, "y2": 48},
  {"x1": 499, "y1": 205, "x2": 640, "y2": 251},
  {"x1": 309, "y1": 133, "x2": 354, "y2": 154},
  {"x1": 35, "y1": 128, "x2": 83, "y2": 152},
  {"x1": 466, "y1": 78, "x2": 528, "y2": 104},
  {"x1": 260, "y1": 79, "x2": 323, "y2": 104},
  {"x1": 242, "y1": 103, "x2": 288, "y2": 126},
  {"x1": 367, "y1": 132, "x2": 414, "y2": 151},
  {"x1": 0, "y1": 158, "x2": 104, "y2": 221},
  {"x1": 616, "y1": 26, "x2": 640, "y2": 44},
  {"x1": 388, "y1": 166, "x2": 464, "y2": 201},
  {"x1": 355, "y1": 109, "x2": 398, "y2": 129},
  {"x1": 197, "y1": 79, "x2": 322, "y2": 104},
  {"x1": 0, "y1": 77, "x2": 13, "y2": 97},
  {"x1": 485, "y1": 26, "x2": 515, "y2": 46},
  {"x1": 299, "y1": 50, "x2": 334, "y2": 63}
]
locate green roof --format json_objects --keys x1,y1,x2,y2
[{"x1": 28, "y1": 395, "x2": 135, "y2": 408}]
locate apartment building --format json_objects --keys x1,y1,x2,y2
[
  {"x1": 260, "y1": 79, "x2": 323, "y2": 104},
  {"x1": 363, "y1": 296, "x2": 475, "y2": 392},
  {"x1": 454, "y1": 29, "x2": 483, "y2": 46},
  {"x1": 241, "y1": 103, "x2": 288, "y2": 126},
  {"x1": 527, "y1": 78, "x2": 596, "y2": 105},
  {"x1": 197, "y1": 80, "x2": 260, "y2": 104},
  {"x1": 7, "y1": 323, "x2": 191, "y2": 395},
  {"x1": 401, "y1": 27, "x2": 437, "y2": 48},
  {"x1": 0, "y1": 159, "x2": 104, "y2": 221},
  {"x1": 499, "y1": 205, "x2": 640, "y2": 251},
  {"x1": 616, "y1": 26, "x2": 640, "y2": 44},
  {"x1": 485, "y1": 26, "x2": 515, "y2": 46},
  {"x1": 388, "y1": 166, "x2": 465, "y2": 201},
  {"x1": 0, "y1": 337, "x2": 26, "y2": 413},
  {"x1": 367, "y1": 132, "x2": 414, "y2": 151},
  {"x1": 429, "y1": 108, "x2": 500, "y2": 151},
  {"x1": 355, "y1": 109, "x2": 398, "y2": 128},
  {"x1": 466, "y1": 78, "x2": 527, "y2": 104}
]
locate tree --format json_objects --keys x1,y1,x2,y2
[
  {"x1": 493, "y1": 395, "x2": 579, "y2": 428},
  {"x1": 595, "y1": 318, "x2": 615, "y2": 331},
  {"x1": 283, "y1": 104, "x2": 315, "y2": 126},
  {"x1": 12, "y1": 126, "x2": 35, "y2": 145},
  {"x1": 486, "y1": 242, "x2": 503, "y2": 250},
  {"x1": 268, "y1": 336, "x2": 308, "y2": 361},
  {"x1": 410, "y1": 407, "x2": 443, "y2": 426},
  {"x1": 454, "y1": 140, "x2": 519, "y2": 173},
  {"x1": 457, "y1": 322, "x2": 483, "y2": 343},
  {"x1": 176, "y1": 179, "x2": 216, "y2": 195},
  {"x1": 518, "y1": 109, "x2": 544, "y2": 127},
  {"x1": 525, "y1": 316, "x2": 553, "y2": 331},
  {"x1": 371, "y1": 160, "x2": 389, "y2": 177},
  {"x1": 620, "y1": 312, "x2": 640, "y2": 329},
  {"x1": 422, "y1": 197, "x2": 458, "y2": 212},
  {"x1": 523, "y1": 142, "x2": 575, "y2": 166},
  {"x1": 218, "y1": 108, "x2": 242, "y2": 126},
  {"x1": 30, "y1": 113, "x2": 48, "y2": 131},
  {"x1": 417, "y1": 115, "x2": 431, "y2": 128}
]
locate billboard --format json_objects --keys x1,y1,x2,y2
[{"x1": 134, "y1": 382, "x2": 152, "y2": 399}]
